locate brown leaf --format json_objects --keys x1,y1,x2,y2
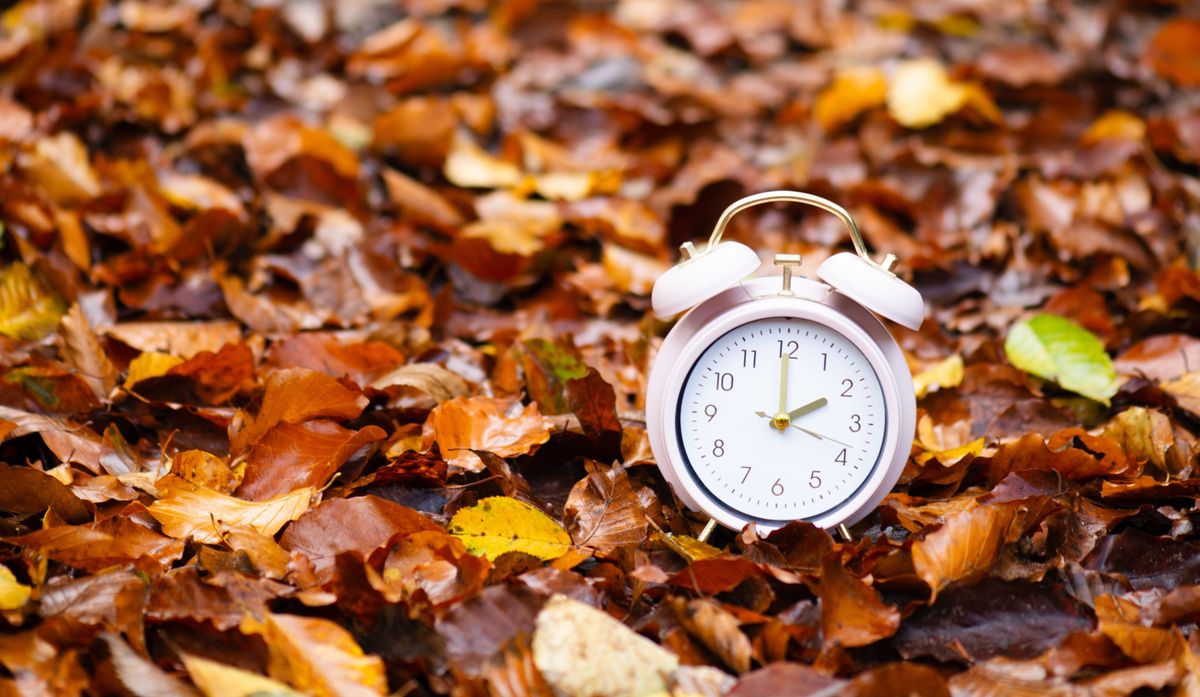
[
  {"x1": 820, "y1": 555, "x2": 900, "y2": 648},
  {"x1": 1101, "y1": 407, "x2": 1187, "y2": 476},
  {"x1": 672, "y1": 597, "x2": 753, "y2": 674},
  {"x1": 147, "y1": 567, "x2": 288, "y2": 631},
  {"x1": 279, "y1": 495, "x2": 439, "y2": 584},
  {"x1": 983, "y1": 430, "x2": 1130, "y2": 485},
  {"x1": 1163, "y1": 372, "x2": 1200, "y2": 420},
  {"x1": 230, "y1": 368, "x2": 368, "y2": 455},
  {"x1": 9, "y1": 514, "x2": 184, "y2": 572},
  {"x1": 105, "y1": 321, "x2": 243, "y2": 359},
  {"x1": 266, "y1": 334, "x2": 405, "y2": 388},
  {"x1": 58, "y1": 303, "x2": 117, "y2": 401},
  {"x1": 171, "y1": 450, "x2": 239, "y2": 494},
  {"x1": 0, "y1": 463, "x2": 90, "y2": 523},
  {"x1": 564, "y1": 461, "x2": 649, "y2": 552},
  {"x1": 373, "y1": 529, "x2": 490, "y2": 608},
  {"x1": 238, "y1": 421, "x2": 386, "y2": 501},
  {"x1": 423, "y1": 396, "x2": 552, "y2": 472},
  {"x1": 727, "y1": 663, "x2": 844, "y2": 697},
  {"x1": 911, "y1": 497, "x2": 1053, "y2": 600},
  {"x1": 1114, "y1": 334, "x2": 1200, "y2": 382}
]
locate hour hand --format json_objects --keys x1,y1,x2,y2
[{"x1": 787, "y1": 397, "x2": 827, "y2": 421}]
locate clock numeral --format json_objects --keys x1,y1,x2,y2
[
  {"x1": 771, "y1": 479, "x2": 784, "y2": 496},
  {"x1": 840, "y1": 378, "x2": 853, "y2": 397},
  {"x1": 740, "y1": 466, "x2": 751, "y2": 483},
  {"x1": 741, "y1": 349, "x2": 757, "y2": 368},
  {"x1": 835, "y1": 448, "x2": 847, "y2": 465},
  {"x1": 704, "y1": 404, "x2": 717, "y2": 421},
  {"x1": 809, "y1": 471, "x2": 822, "y2": 488},
  {"x1": 715, "y1": 372, "x2": 734, "y2": 391},
  {"x1": 777, "y1": 340, "x2": 799, "y2": 359},
  {"x1": 712, "y1": 439, "x2": 725, "y2": 457},
  {"x1": 849, "y1": 414, "x2": 861, "y2": 432},
  {"x1": 820, "y1": 352, "x2": 828, "y2": 370}
]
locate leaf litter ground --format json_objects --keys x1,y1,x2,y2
[{"x1": 0, "y1": 1, "x2": 1199, "y2": 696}]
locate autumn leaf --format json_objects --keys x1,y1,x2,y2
[
  {"x1": 369, "y1": 362, "x2": 471, "y2": 403},
  {"x1": 449, "y1": 497, "x2": 573, "y2": 561},
  {"x1": 815, "y1": 66, "x2": 887, "y2": 132},
  {"x1": 125, "y1": 351, "x2": 184, "y2": 388},
  {"x1": 181, "y1": 653, "x2": 303, "y2": 697},
  {"x1": 238, "y1": 420, "x2": 386, "y2": 500},
  {"x1": 1147, "y1": 18, "x2": 1200, "y2": 87},
  {"x1": 886, "y1": 58, "x2": 970, "y2": 128},
  {"x1": 0, "y1": 565, "x2": 31, "y2": 610},
  {"x1": 911, "y1": 497, "x2": 1052, "y2": 601},
  {"x1": 564, "y1": 462, "x2": 649, "y2": 552},
  {"x1": 423, "y1": 396, "x2": 553, "y2": 471},
  {"x1": 1004, "y1": 314, "x2": 1118, "y2": 404},
  {"x1": 148, "y1": 481, "x2": 314, "y2": 544},
  {"x1": 230, "y1": 368, "x2": 368, "y2": 455},
  {"x1": 240, "y1": 612, "x2": 387, "y2": 697},
  {"x1": 912, "y1": 354, "x2": 963, "y2": 399},
  {"x1": 820, "y1": 555, "x2": 900, "y2": 648},
  {"x1": 0, "y1": 262, "x2": 65, "y2": 341},
  {"x1": 58, "y1": 303, "x2": 117, "y2": 400}
]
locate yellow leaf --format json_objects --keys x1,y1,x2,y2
[
  {"x1": 449, "y1": 496, "x2": 572, "y2": 561},
  {"x1": 814, "y1": 66, "x2": 887, "y2": 132},
  {"x1": 531, "y1": 171, "x2": 595, "y2": 201},
  {"x1": 444, "y1": 133, "x2": 521, "y2": 189},
  {"x1": 240, "y1": 612, "x2": 387, "y2": 697},
  {"x1": 0, "y1": 262, "x2": 65, "y2": 341},
  {"x1": 0, "y1": 565, "x2": 30, "y2": 610},
  {"x1": 912, "y1": 354, "x2": 964, "y2": 398},
  {"x1": 182, "y1": 653, "x2": 303, "y2": 697},
  {"x1": 658, "y1": 532, "x2": 722, "y2": 562},
  {"x1": 887, "y1": 58, "x2": 970, "y2": 129},
  {"x1": 125, "y1": 351, "x2": 185, "y2": 388},
  {"x1": 1082, "y1": 110, "x2": 1146, "y2": 145},
  {"x1": 148, "y1": 483, "x2": 313, "y2": 544}
]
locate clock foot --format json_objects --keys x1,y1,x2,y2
[
  {"x1": 697, "y1": 518, "x2": 717, "y2": 543},
  {"x1": 836, "y1": 523, "x2": 853, "y2": 542}
]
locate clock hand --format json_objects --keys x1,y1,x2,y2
[
  {"x1": 786, "y1": 397, "x2": 827, "y2": 421},
  {"x1": 773, "y1": 354, "x2": 790, "y2": 430},
  {"x1": 790, "y1": 424, "x2": 854, "y2": 449}
]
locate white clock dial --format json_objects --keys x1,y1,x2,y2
[{"x1": 677, "y1": 317, "x2": 887, "y2": 522}]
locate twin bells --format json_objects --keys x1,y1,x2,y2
[{"x1": 650, "y1": 191, "x2": 925, "y2": 331}]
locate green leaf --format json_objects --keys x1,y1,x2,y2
[
  {"x1": 1004, "y1": 314, "x2": 1117, "y2": 405},
  {"x1": 448, "y1": 496, "x2": 572, "y2": 561}
]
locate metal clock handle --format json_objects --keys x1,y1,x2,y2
[{"x1": 702, "y1": 190, "x2": 897, "y2": 274}]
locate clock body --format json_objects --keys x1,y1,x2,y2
[{"x1": 645, "y1": 275, "x2": 916, "y2": 533}]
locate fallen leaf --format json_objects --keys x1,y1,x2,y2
[
  {"x1": 423, "y1": 396, "x2": 552, "y2": 471},
  {"x1": 444, "y1": 132, "x2": 522, "y2": 189},
  {"x1": 100, "y1": 632, "x2": 200, "y2": 697},
  {"x1": 815, "y1": 66, "x2": 887, "y2": 132},
  {"x1": 913, "y1": 354, "x2": 964, "y2": 399},
  {"x1": 369, "y1": 362, "x2": 471, "y2": 402},
  {"x1": 564, "y1": 462, "x2": 649, "y2": 552},
  {"x1": 911, "y1": 497, "x2": 1052, "y2": 600},
  {"x1": 1114, "y1": 334, "x2": 1200, "y2": 382},
  {"x1": 240, "y1": 612, "x2": 387, "y2": 697},
  {"x1": 148, "y1": 482, "x2": 314, "y2": 544},
  {"x1": 0, "y1": 566, "x2": 31, "y2": 611},
  {"x1": 125, "y1": 351, "x2": 185, "y2": 388},
  {"x1": 238, "y1": 421, "x2": 385, "y2": 500},
  {"x1": 267, "y1": 333, "x2": 405, "y2": 387},
  {"x1": 1163, "y1": 372, "x2": 1200, "y2": 419},
  {"x1": 374, "y1": 529, "x2": 490, "y2": 608},
  {"x1": 279, "y1": 495, "x2": 439, "y2": 583},
  {"x1": 887, "y1": 58, "x2": 970, "y2": 129},
  {"x1": 9, "y1": 514, "x2": 184, "y2": 572},
  {"x1": 820, "y1": 555, "x2": 900, "y2": 648},
  {"x1": 0, "y1": 463, "x2": 90, "y2": 523},
  {"x1": 58, "y1": 303, "x2": 117, "y2": 400},
  {"x1": 181, "y1": 653, "x2": 303, "y2": 697},
  {"x1": 105, "y1": 321, "x2": 242, "y2": 359},
  {"x1": 673, "y1": 597, "x2": 753, "y2": 673},
  {"x1": 230, "y1": 368, "x2": 368, "y2": 455},
  {"x1": 532, "y1": 595, "x2": 685, "y2": 697},
  {"x1": 1102, "y1": 407, "x2": 1185, "y2": 476},
  {"x1": 1004, "y1": 314, "x2": 1117, "y2": 404},
  {"x1": 449, "y1": 496, "x2": 573, "y2": 561},
  {"x1": 1147, "y1": 18, "x2": 1200, "y2": 87},
  {"x1": 0, "y1": 262, "x2": 65, "y2": 341},
  {"x1": 171, "y1": 450, "x2": 239, "y2": 494},
  {"x1": 19, "y1": 131, "x2": 101, "y2": 204},
  {"x1": 1082, "y1": 110, "x2": 1146, "y2": 145}
]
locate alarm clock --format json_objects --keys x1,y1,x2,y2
[{"x1": 645, "y1": 191, "x2": 924, "y2": 535}]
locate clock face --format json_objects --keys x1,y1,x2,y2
[{"x1": 676, "y1": 316, "x2": 887, "y2": 522}]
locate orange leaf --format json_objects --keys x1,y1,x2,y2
[
  {"x1": 240, "y1": 612, "x2": 386, "y2": 697},
  {"x1": 424, "y1": 396, "x2": 552, "y2": 472},
  {"x1": 910, "y1": 497, "x2": 1051, "y2": 601},
  {"x1": 230, "y1": 368, "x2": 368, "y2": 455},
  {"x1": 148, "y1": 481, "x2": 314, "y2": 544},
  {"x1": 238, "y1": 421, "x2": 386, "y2": 500},
  {"x1": 820, "y1": 556, "x2": 900, "y2": 648},
  {"x1": 1147, "y1": 18, "x2": 1200, "y2": 87}
]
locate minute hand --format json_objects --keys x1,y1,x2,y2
[{"x1": 787, "y1": 397, "x2": 827, "y2": 421}]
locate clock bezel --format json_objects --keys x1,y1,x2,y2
[{"x1": 646, "y1": 275, "x2": 915, "y2": 534}]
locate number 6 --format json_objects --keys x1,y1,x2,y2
[{"x1": 771, "y1": 479, "x2": 784, "y2": 496}]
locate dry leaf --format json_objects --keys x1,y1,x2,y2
[
  {"x1": 125, "y1": 351, "x2": 185, "y2": 388},
  {"x1": 815, "y1": 66, "x2": 887, "y2": 132},
  {"x1": 0, "y1": 262, "x2": 65, "y2": 341},
  {"x1": 564, "y1": 462, "x2": 649, "y2": 552},
  {"x1": 181, "y1": 653, "x2": 303, "y2": 697},
  {"x1": 59, "y1": 304, "x2": 117, "y2": 400},
  {"x1": 370, "y1": 362, "x2": 471, "y2": 402},
  {"x1": 230, "y1": 368, "x2": 368, "y2": 455},
  {"x1": 820, "y1": 555, "x2": 901, "y2": 648},
  {"x1": 0, "y1": 566, "x2": 31, "y2": 611},
  {"x1": 240, "y1": 612, "x2": 387, "y2": 697},
  {"x1": 424, "y1": 396, "x2": 552, "y2": 472},
  {"x1": 149, "y1": 482, "x2": 314, "y2": 544}
]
